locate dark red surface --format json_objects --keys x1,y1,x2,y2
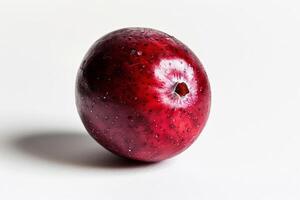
[{"x1": 76, "y1": 28, "x2": 211, "y2": 162}]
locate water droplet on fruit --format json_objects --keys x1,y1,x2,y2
[
  {"x1": 134, "y1": 97, "x2": 138, "y2": 100},
  {"x1": 137, "y1": 51, "x2": 143, "y2": 56}
]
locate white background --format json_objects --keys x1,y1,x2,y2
[{"x1": 0, "y1": 0, "x2": 299, "y2": 199}]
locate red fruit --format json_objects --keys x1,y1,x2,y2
[{"x1": 76, "y1": 28, "x2": 211, "y2": 162}]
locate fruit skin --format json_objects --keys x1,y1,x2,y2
[{"x1": 76, "y1": 28, "x2": 211, "y2": 162}]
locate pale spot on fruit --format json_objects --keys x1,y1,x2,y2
[
  {"x1": 154, "y1": 58, "x2": 198, "y2": 108},
  {"x1": 130, "y1": 49, "x2": 136, "y2": 55}
]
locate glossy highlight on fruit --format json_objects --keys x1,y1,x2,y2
[{"x1": 76, "y1": 27, "x2": 211, "y2": 162}]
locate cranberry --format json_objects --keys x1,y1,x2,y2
[{"x1": 76, "y1": 28, "x2": 211, "y2": 162}]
